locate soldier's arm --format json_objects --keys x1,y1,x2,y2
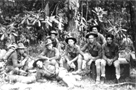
[
  {"x1": 56, "y1": 38, "x2": 60, "y2": 49},
  {"x1": 81, "y1": 44, "x2": 88, "y2": 52},
  {"x1": 76, "y1": 45, "x2": 84, "y2": 57},
  {"x1": 12, "y1": 53, "x2": 23, "y2": 67},
  {"x1": 112, "y1": 45, "x2": 119, "y2": 61},
  {"x1": 23, "y1": 52, "x2": 29, "y2": 58},
  {"x1": 101, "y1": 34, "x2": 106, "y2": 45},
  {"x1": 38, "y1": 49, "x2": 49, "y2": 60},
  {"x1": 70, "y1": 45, "x2": 80, "y2": 62},
  {"x1": 102, "y1": 46, "x2": 109, "y2": 62},
  {"x1": 64, "y1": 46, "x2": 70, "y2": 62},
  {"x1": 3, "y1": 47, "x2": 15, "y2": 61},
  {"x1": 70, "y1": 56, "x2": 78, "y2": 63},
  {"x1": 49, "y1": 48, "x2": 60, "y2": 60}
]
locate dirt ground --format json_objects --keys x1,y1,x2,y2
[{"x1": 0, "y1": 69, "x2": 136, "y2": 90}]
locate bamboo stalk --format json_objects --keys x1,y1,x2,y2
[{"x1": 129, "y1": 0, "x2": 136, "y2": 58}]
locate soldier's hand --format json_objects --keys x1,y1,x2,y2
[
  {"x1": 56, "y1": 68, "x2": 59, "y2": 74},
  {"x1": 83, "y1": 54, "x2": 86, "y2": 60},
  {"x1": 107, "y1": 59, "x2": 112, "y2": 66},
  {"x1": 87, "y1": 59, "x2": 93, "y2": 66},
  {"x1": 70, "y1": 63, "x2": 76, "y2": 69},
  {"x1": 68, "y1": 61, "x2": 72, "y2": 66}
]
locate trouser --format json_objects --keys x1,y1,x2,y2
[
  {"x1": 36, "y1": 69, "x2": 56, "y2": 80},
  {"x1": 83, "y1": 53, "x2": 101, "y2": 81},
  {"x1": 58, "y1": 67, "x2": 81, "y2": 87},
  {"x1": 59, "y1": 55, "x2": 82, "y2": 71},
  {"x1": 36, "y1": 59, "x2": 58, "y2": 80},
  {"x1": 6, "y1": 65, "x2": 28, "y2": 75},
  {"x1": 101, "y1": 58, "x2": 129, "y2": 80}
]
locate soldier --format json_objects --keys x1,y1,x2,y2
[
  {"x1": 5, "y1": 43, "x2": 28, "y2": 74},
  {"x1": 89, "y1": 25, "x2": 106, "y2": 45},
  {"x1": 33, "y1": 59, "x2": 82, "y2": 88},
  {"x1": 60, "y1": 36, "x2": 83, "y2": 73},
  {"x1": 48, "y1": 30, "x2": 59, "y2": 49},
  {"x1": 81, "y1": 32, "x2": 102, "y2": 84},
  {"x1": 101, "y1": 34, "x2": 120, "y2": 83},
  {"x1": 38, "y1": 38, "x2": 60, "y2": 62}
]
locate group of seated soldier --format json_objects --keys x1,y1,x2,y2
[{"x1": 0, "y1": 25, "x2": 134, "y2": 87}]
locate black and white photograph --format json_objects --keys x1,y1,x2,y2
[{"x1": 0, "y1": 0, "x2": 136, "y2": 90}]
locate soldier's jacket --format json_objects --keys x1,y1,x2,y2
[
  {"x1": 47, "y1": 37, "x2": 59, "y2": 48},
  {"x1": 65, "y1": 44, "x2": 81, "y2": 59},
  {"x1": 36, "y1": 59, "x2": 57, "y2": 79},
  {"x1": 82, "y1": 42, "x2": 102, "y2": 58},
  {"x1": 102, "y1": 42, "x2": 119, "y2": 60},
  {"x1": 6, "y1": 50, "x2": 27, "y2": 68},
  {"x1": 40, "y1": 47, "x2": 59, "y2": 59},
  {"x1": 96, "y1": 33, "x2": 106, "y2": 45}
]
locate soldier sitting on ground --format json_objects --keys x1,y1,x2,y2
[
  {"x1": 34, "y1": 39, "x2": 82, "y2": 88},
  {"x1": 33, "y1": 59, "x2": 82, "y2": 88},
  {"x1": 37, "y1": 39, "x2": 60, "y2": 78},
  {"x1": 4, "y1": 43, "x2": 29, "y2": 75},
  {"x1": 60, "y1": 36, "x2": 83, "y2": 73}
]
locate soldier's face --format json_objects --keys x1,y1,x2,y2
[
  {"x1": 88, "y1": 35, "x2": 95, "y2": 43},
  {"x1": 36, "y1": 61, "x2": 43, "y2": 68},
  {"x1": 68, "y1": 39, "x2": 74, "y2": 46},
  {"x1": 47, "y1": 44, "x2": 53, "y2": 50},
  {"x1": 107, "y1": 37, "x2": 113, "y2": 44},
  {"x1": 18, "y1": 49, "x2": 25, "y2": 54},
  {"x1": 51, "y1": 34, "x2": 56, "y2": 39},
  {"x1": 92, "y1": 27, "x2": 98, "y2": 33}
]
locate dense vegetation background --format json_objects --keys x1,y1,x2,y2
[{"x1": 0, "y1": 0, "x2": 136, "y2": 50}]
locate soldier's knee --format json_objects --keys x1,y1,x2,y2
[
  {"x1": 51, "y1": 59, "x2": 57, "y2": 64},
  {"x1": 114, "y1": 61, "x2": 120, "y2": 68},
  {"x1": 78, "y1": 54, "x2": 82, "y2": 59},
  {"x1": 101, "y1": 60, "x2": 106, "y2": 66},
  {"x1": 95, "y1": 59, "x2": 101, "y2": 65},
  {"x1": 83, "y1": 53, "x2": 91, "y2": 61},
  {"x1": 95, "y1": 59, "x2": 101, "y2": 68},
  {"x1": 77, "y1": 55, "x2": 82, "y2": 62}
]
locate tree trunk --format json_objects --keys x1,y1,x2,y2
[{"x1": 130, "y1": 1, "x2": 136, "y2": 56}]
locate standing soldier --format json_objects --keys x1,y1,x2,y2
[
  {"x1": 89, "y1": 26, "x2": 106, "y2": 45},
  {"x1": 48, "y1": 30, "x2": 59, "y2": 49}
]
